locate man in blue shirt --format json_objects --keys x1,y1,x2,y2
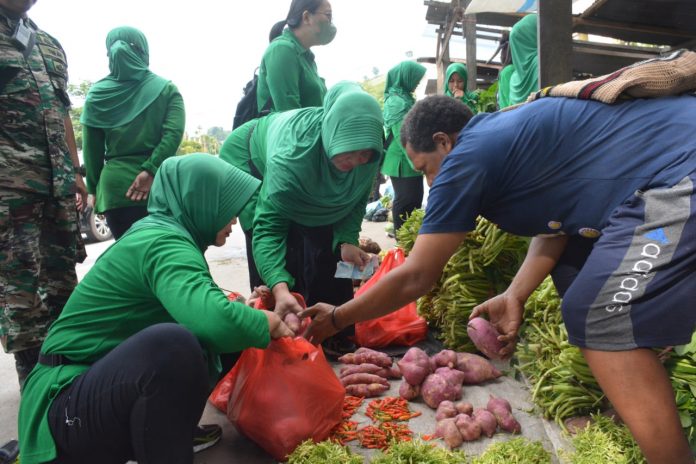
[{"x1": 304, "y1": 95, "x2": 696, "y2": 463}]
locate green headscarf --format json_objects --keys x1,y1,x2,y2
[
  {"x1": 444, "y1": 63, "x2": 479, "y2": 113},
  {"x1": 508, "y1": 14, "x2": 539, "y2": 105},
  {"x1": 497, "y1": 64, "x2": 515, "y2": 109},
  {"x1": 81, "y1": 26, "x2": 169, "y2": 128},
  {"x1": 261, "y1": 87, "x2": 384, "y2": 226},
  {"x1": 383, "y1": 61, "x2": 427, "y2": 128},
  {"x1": 127, "y1": 154, "x2": 260, "y2": 251}
]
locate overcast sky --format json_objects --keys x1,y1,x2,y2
[{"x1": 29, "y1": 0, "x2": 451, "y2": 133}]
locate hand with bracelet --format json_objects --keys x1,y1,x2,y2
[{"x1": 298, "y1": 302, "x2": 343, "y2": 344}]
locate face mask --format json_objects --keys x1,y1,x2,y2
[{"x1": 317, "y1": 22, "x2": 336, "y2": 45}]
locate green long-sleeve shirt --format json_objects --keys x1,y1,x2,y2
[
  {"x1": 256, "y1": 28, "x2": 326, "y2": 112},
  {"x1": 18, "y1": 226, "x2": 269, "y2": 464},
  {"x1": 83, "y1": 82, "x2": 185, "y2": 213},
  {"x1": 381, "y1": 121, "x2": 420, "y2": 178}
]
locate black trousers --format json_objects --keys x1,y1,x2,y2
[
  {"x1": 391, "y1": 176, "x2": 424, "y2": 232},
  {"x1": 47, "y1": 323, "x2": 209, "y2": 464},
  {"x1": 104, "y1": 205, "x2": 148, "y2": 240},
  {"x1": 244, "y1": 225, "x2": 352, "y2": 306}
]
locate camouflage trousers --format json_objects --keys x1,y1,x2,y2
[{"x1": 0, "y1": 189, "x2": 86, "y2": 353}]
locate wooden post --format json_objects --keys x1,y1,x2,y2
[
  {"x1": 537, "y1": 0, "x2": 573, "y2": 87},
  {"x1": 464, "y1": 13, "x2": 477, "y2": 90}
]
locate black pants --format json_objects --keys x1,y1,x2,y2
[
  {"x1": 391, "y1": 176, "x2": 424, "y2": 232},
  {"x1": 550, "y1": 235, "x2": 597, "y2": 297},
  {"x1": 104, "y1": 205, "x2": 148, "y2": 240},
  {"x1": 47, "y1": 324, "x2": 209, "y2": 464}
]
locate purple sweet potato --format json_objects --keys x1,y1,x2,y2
[
  {"x1": 421, "y1": 373, "x2": 462, "y2": 408},
  {"x1": 455, "y1": 401, "x2": 474, "y2": 415},
  {"x1": 345, "y1": 383, "x2": 389, "y2": 397},
  {"x1": 472, "y1": 408, "x2": 498, "y2": 437},
  {"x1": 454, "y1": 413, "x2": 481, "y2": 441},
  {"x1": 454, "y1": 352, "x2": 503, "y2": 384},
  {"x1": 398, "y1": 380, "x2": 420, "y2": 401},
  {"x1": 339, "y1": 350, "x2": 392, "y2": 368},
  {"x1": 374, "y1": 364, "x2": 402, "y2": 380},
  {"x1": 431, "y1": 349, "x2": 458, "y2": 369},
  {"x1": 397, "y1": 347, "x2": 431, "y2": 386},
  {"x1": 435, "y1": 401, "x2": 458, "y2": 421},
  {"x1": 340, "y1": 373, "x2": 389, "y2": 387},
  {"x1": 435, "y1": 418, "x2": 463, "y2": 449},
  {"x1": 339, "y1": 363, "x2": 383, "y2": 377},
  {"x1": 467, "y1": 317, "x2": 506, "y2": 360},
  {"x1": 283, "y1": 313, "x2": 301, "y2": 334},
  {"x1": 435, "y1": 367, "x2": 465, "y2": 388},
  {"x1": 487, "y1": 395, "x2": 521, "y2": 434}
]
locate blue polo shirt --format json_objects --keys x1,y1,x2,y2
[{"x1": 420, "y1": 95, "x2": 696, "y2": 237}]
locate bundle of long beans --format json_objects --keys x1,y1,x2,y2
[
  {"x1": 515, "y1": 278, "x2": 606, "y2": 426},
  {"x1": 396, "y1": 210, "x2": 528, "y2": 351},
  {"x1": 518, "y1": 278, "x2": 696, "y2": 448}
]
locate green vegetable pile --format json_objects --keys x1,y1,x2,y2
[
  {"x1": 470, "y1": 437, "x2": 552, "y2": 464},
  {"x1": 515, "y1": 278, "x2": 606, "y2": 425},
  {"x1": 397, "y1": 210, "x2": 528, "y2": 351},
  {"x1": 287, "y1": 439, "x2": 363, "y2": 464},
  {"x1": 561, "y1": 413, "x2": 645, "y2": 464},
  {"x1": 371, "y1": 439, "x2": 467, "y2": 464},
  {"x1": 663, "y1": 331, "x2": 696, "y2": 447}
]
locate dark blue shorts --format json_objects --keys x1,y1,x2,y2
[{"x1": 562, "y1": 173, "x2": 696, "y2": 351}]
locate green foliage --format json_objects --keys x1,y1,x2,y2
[
  {"x1": 177, "y1": 139, "x2": 203, "y2": 155},
  {"x1": 361, "y1": 75, "x2": 387, "y2": 109},
  {"x1": 371, "y1": 439, "x2": 467, "y2": 463},
  {"x1": 207, "y1": 126, "x2": 231, "y2": 143},
  {"x1": 471, "y1": 438, "x2": 552, "y2": 464},
  {"x1": 562, "y1": 414, "x2": 646, "y2": 464},
  {"x1": 475, "y1": 82, "x2": 499, "y2": 113},
  {"x1": 67, "y1": 80, "x2": 93, "y2": 150},
  {"x1": 287, "y1": 440, "x2": 363, "y2": 464}
]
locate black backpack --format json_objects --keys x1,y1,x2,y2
[{"x1": 232, "y1": 69, "x2": 272, "y2": 130}]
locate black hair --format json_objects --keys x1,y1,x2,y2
[
  {"x1": 400, "y1": 96, "x2": 473, "y2": 152},
  {"x1": 269, "y1": 0, "x2": 326, "y2": 42}
]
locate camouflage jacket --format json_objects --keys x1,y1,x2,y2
[{"x1": 0, "y1": 10, "x2": 75, "y2": 197}]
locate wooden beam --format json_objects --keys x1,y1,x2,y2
[
  {"x1": 572, "y1": 17, "x2": 696, "y2": 40},
  {"x1": 436, "y1": 8, "x2": 461, "y2": 94},
  {"x1": 579, "y1": 0, "x2": 611, "y2": 19},
  {"x1": 464, "y1": 13, "x2": 478, "y2": 91},
  {"x1": 538, "y1": 0, "x2": 573, "y2": 87}
]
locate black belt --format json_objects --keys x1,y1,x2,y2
[{"x1": 38, "y1": 353, "x2": 78, "y2": 367}]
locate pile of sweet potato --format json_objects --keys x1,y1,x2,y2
[{"x1": 338, "y1": 347, "x2": 402, "y2": 397}]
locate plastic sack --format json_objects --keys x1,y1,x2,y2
[
  {"x1": 354, "y1": 248, "x2": 428, "y2": 348},
  {"x1": 209, "y1": 291, "x2": 307, "y2": 412},
  {"x1": 226, "y1": 337, "x2": 345, "y2": 460}
]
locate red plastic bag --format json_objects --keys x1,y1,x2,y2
[
  {"x1": 226, "y1": 337, "x2": 345, "y2": 460},
  {"x1": 209, "y1": 291, "x2": 311, "y2": 412},
  {"x1": 354, "y1": 248, "x2": 428, "y2": 348}
]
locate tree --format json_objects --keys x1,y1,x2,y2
[
  {"x1": 177, "y1": 139, "x2": 204, "y2": 155},
  {"x1": 207, "y1": 126, "x2": 231, "y2": 143},
  {"x1": 67, "y1": 80, "x2": 93, "y2": 150},
  {"x1": 360, "y1": 74, "x2": 387, "y2": 109}
]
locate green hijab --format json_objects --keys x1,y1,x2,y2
[
  {"x1": 444, "y1": 63, "x2": 479, "y2": 113},
  {"x1": 508, "y1": 14, "x2": 539, "y2": 105},
  {"x1": 262, "y1": 86, "x2": 384, "y2": 226},
  {"x1": 383, "y1": 61, "x2": 426, "y2": 128},
  {"x1": 497, "y1": 64, "x2": 515, "y2": 109},
  {"x1": 81, "y1": 26, "x2": 169, "y2": 128},
  {"x1": 127, "y1": 154, "x2": 260, "y2": 251}
]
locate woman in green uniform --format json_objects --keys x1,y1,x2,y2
[
  {"x1": 382, "y1": 60, "x2": 427, "y2": 234},
  {"x1": 222, "y1": 84, "x2": 382, "y2": 354},
  {"x1": 220, "y1": 82, "x2": 359, "y2": 293},
  {"x1": 257, "y1": 0, "x2": 335, "y2": 113},
  {"x1": 444, "y1": 62, "x2": 478, "y2": 114},
  {"x1": 81, "y1": 26, "x2": 185, "y2": 239},
  {"x1": 18, "y1": 154, "x2": 292, "y2": 464},
  {"x1": 497, "y1": 14, "x2": 538, "y2": 108}
]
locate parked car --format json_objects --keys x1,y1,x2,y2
[{"x1": 80, "y1": 204, "x2": 112, "y2": 242}]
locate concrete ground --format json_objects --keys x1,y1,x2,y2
[{"x1": 0, "y1": 219, "x2": 571, "y2": 463}]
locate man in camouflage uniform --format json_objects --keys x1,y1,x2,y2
[{"x1": 0, "y1": 0, "x2": 86, "y2": 389}]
